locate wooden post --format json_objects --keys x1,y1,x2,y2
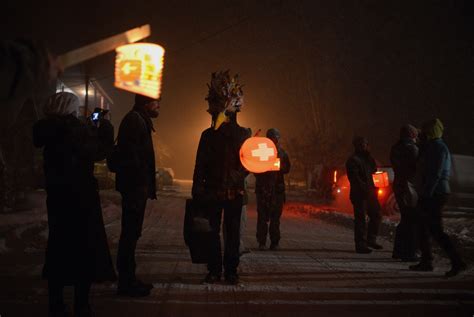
[{"x1": 84, "y1": 76, "x2": 89, "y2": 117}]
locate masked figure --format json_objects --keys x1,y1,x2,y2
[{"x1": 192, "y1": 70, "x2": 250, "y2": 285}]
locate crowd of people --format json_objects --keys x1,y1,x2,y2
[
  {"x1": 0, "y1": 41, "x2": 467, "y2": 316},
  {"x1": 345, "y1": 119, "x2": 466, "y2": 279}
]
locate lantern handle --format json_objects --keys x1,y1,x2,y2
[{"x1": 254, "y1": 129, "x2": 261, "y2": 137}]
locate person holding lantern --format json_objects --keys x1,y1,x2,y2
[
  {"x1": 114, "y1": 94, "x2": 160, "y2": 297},
  {"x1": 345, "y1": 136, "x2": 382, "y2": 254},
  {"x1": 255, "y1": 128, "x2": 291, "y2": 251},
  {"x1": 192, "y1": 70, "x2": 250, "y2": 285}
]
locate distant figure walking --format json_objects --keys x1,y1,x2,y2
[
  {"x1": 33, "y1": 92, "x2": 116, "y2": 316},
  {"x1": 255, "y1": 128, "x2": 291, "y2": 251},
  {"x1": 391, "y1": 124, "x2": 419, "y2": 261},
  {"x1": 409, "y1": 119, "x2": 466, "y2": 277},
  {"x1": 345, "y1": 136, "x2": 382, "y2": 253}
]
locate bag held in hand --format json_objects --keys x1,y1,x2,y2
[{"x1": 184, "y1": 199, "x2": 212, "y2": 264}]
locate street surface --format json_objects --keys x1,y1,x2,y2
[{"x1": 1, "y1": 180, "x2": 473, "y2": 316}]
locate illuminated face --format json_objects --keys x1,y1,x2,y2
[{"x1": 145, "y1": 100, "x2": 160, "y2": 118}]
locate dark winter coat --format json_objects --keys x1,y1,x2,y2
[
  {"x1": 390, "y1": 138, "x2": 419, "y2": 188},
  {"x1": 418, "y1": 138, "x2": 451, "y2": 197},
  {"x1": 115, "y1": 107, "x2": 156, "y2": 199},
  {"x1": 33, "y1": 115, "x2": 116, "y2": 284},
  {"x1": 255, "y1": 146, "x2": 291, "y2": 202},
  {"x1": 192, "y1": 119, "x2": 250, "y2": 202},
  {"x1": 345, "y1": 151, "x2": 377, "y2": 201}
]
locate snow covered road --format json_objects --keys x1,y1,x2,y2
[{"x1": 0, "y1": 187, "x2": 473, "y2": 316}]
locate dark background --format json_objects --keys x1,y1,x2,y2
[{"x1": 3, "y1": 0, "x2": 473, "y2": 178}]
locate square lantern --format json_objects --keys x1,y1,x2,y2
[
  {"x1": 372, "y1": 171, "x2": 389, "y2": 188},
  {"x1": 115, "y1": 43, "x2": 165, "y2": 99}
]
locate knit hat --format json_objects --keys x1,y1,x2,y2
[
  {"x1": 400, "y1": 124, "x2": 419, "y2": 139},
  {"x1": 422, "y1": 118, "x2": 444, "y2": 140}
]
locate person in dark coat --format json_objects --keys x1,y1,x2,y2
[
  {"x1": 192, "y1": 70, "x2": 250, "y2": 285},
  {"x1": 409, "y1": 119, "x2": 466, "y2": 277},
  {"x1": 391, "y1": 124, "x2": 420, "y2": 261},
  {"x1": 115, "y1": 94, "x2": 159, "y2": 296},
  {"x1": 345, "y1": 136, "x2": 382, "y2": 254},
  {"x1": 255, "y1": 128, "x2": 291, "y2": 251},
  {"x1": 33, "y1": 92, "x2": 116, "y2": 317}
]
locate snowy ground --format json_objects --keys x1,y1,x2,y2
[{"x1": 0, "y1": 181, "x2": 473, "y2": 316}]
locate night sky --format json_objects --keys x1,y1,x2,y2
[{"x1": 4, "y1": 0, "x2": 473, "y2": 178}]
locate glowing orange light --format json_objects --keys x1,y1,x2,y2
[
  {"x1": 240, "y1": 137, "x2": 280, "y2": 173},
  {"x1": 378, "y1": 189, "x2": 384, "y2": 195},
  {"x1": 333, "y1": 170, "x2": 338, "y2": 183},
  {"x1": 114, "y1": 43, "x2": 165, "y2": 99},
  {"x1": 372, "y1": 171, "x2": 389, "y2": 188}
]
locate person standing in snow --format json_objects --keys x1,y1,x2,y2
[{"x1": 33, "y1": 92, "x2": 116, "y2": 316}]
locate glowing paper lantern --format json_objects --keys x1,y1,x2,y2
[
  {"x1": 372, "y1": 171, "x2": 389, "y2": 188},
  {"x1": 240, "y1": 137, "x2": 281, "y2": 173},
  {"x1": 114, "y1": 43, "x2": 165, "y2": 99}
]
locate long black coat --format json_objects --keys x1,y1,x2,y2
[
  {"x1": 33, "y1": 115, "x2": 116, "y2": 284},
  {"x1": 115, "y1": 108, "x2": 156, "y2": 199}
]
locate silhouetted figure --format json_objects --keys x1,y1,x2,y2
[
  {"x1": 409, "y1": 119, "x2": 466, "y2": 277},
  {"x1": 345, "y1": 137, "x2": 382, "y2": 253},
  {"x1": 33, "y1": 92, "x2": 116, "y2": 316},
  {"x1": 115, "y1": 94, "x2": 160, "y2": 296},
  {"x1": 391, "y1": 124, "x2": 420, "y2": 261},
  {"x1": 192, "y1": 71, "x2": 250, "y2": 285},
  {"x1": 255, "y1": 128, "x2": 291, "y2": 251}
]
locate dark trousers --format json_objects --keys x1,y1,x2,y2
[
  {"x1": 351, "y1": 195, "x2": 381, "y2": 248},
  {"x1": 417, "y1": 194, "x2": 462, "y2": 265},
  {"x1": 207, "y1": 196, "x2": 243, "y2": 276},
  {"x1": 256, "y1": 194, "x2": 284, "y2": 246},
  {"x1": 393, "y1": 194, "x2": 418, "y2": 259},
  {"x1": 117, "y1": 187, "x2": 148, "y2": 284},
  {"x1": 48, "y1": 280, "x2": 91, "y2": 313}
]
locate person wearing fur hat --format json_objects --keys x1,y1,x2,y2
[
  {"x1": 409, "y1": 118, "x2": 466, "y2": 277},
  {"x1": 115, "y1": 94, "x2": 160, "y2": 296},
  {"x1": 33, "y1": 92, "x2": 116, "y2": 316},
  {"x1": 192, "y1": 70, "x2": 251, "y2": 285}
]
